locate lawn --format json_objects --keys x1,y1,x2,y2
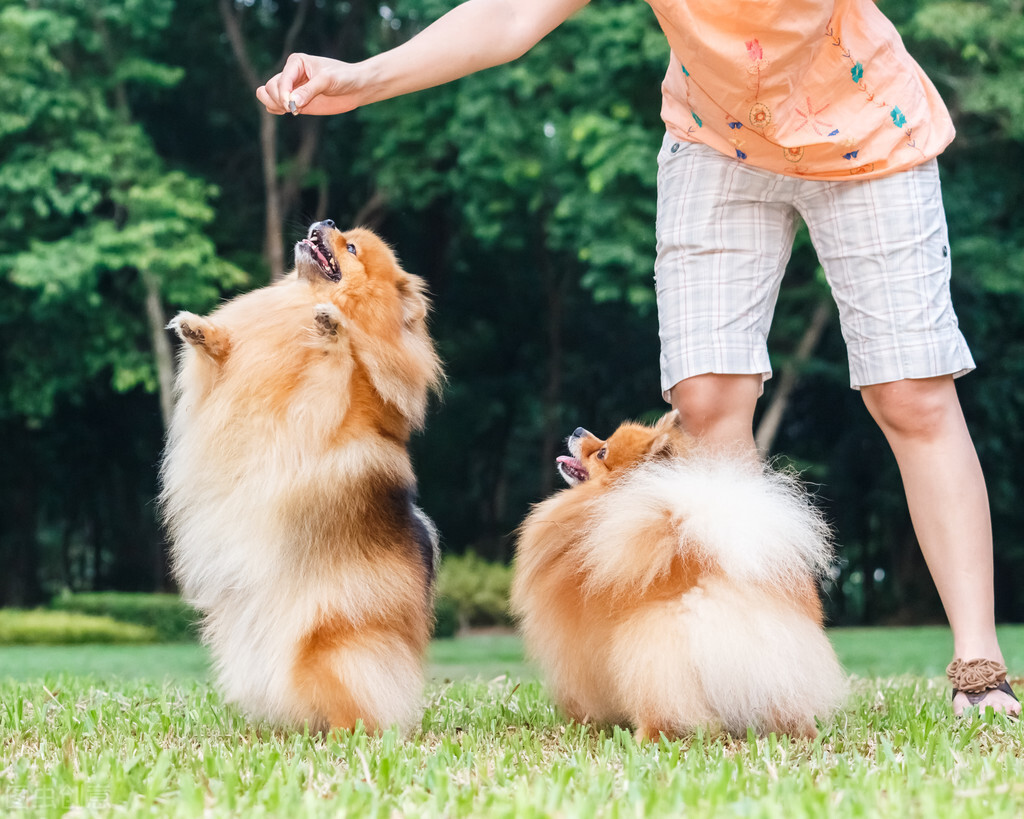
[{"x1": 2, "y1": 627, "x2": 1022, "y2": 817}]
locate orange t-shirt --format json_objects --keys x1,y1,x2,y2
[{"x1": 647, "y1": 0, "x2": 955, "y2": 179}]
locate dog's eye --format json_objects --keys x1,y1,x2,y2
[
  {"x1": 596, "y1": 447, "x2": 607, "y2": 460},
  {"x1": 346, "y1": 243, "x2": 357, "y2": 255}
]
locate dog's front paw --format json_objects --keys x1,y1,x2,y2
[
  {"x1": 168, "y1": 312, "x2": 229, "y2": 361},
  {"x1": 170, "y1": 315, "x2": 206, "y2": 345},
  {"x1": 313, "y1": 303, "x2": 346, "y2": 337}
]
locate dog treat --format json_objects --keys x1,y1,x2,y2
[{"x1": 288, "y1": 98, "x2": 298, "y2": 115}]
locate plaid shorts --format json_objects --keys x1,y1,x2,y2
[{"x1": 654, "y1": 135, "x2": 975, "y2": 399}]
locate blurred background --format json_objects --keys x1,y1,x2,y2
[{"x1": 2, "y1": 0, "x2": 1023, "y2": 631}]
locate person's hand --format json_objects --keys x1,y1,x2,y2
[{"x1": 257, "y1": 53, "x2": 366, "y2": 116}]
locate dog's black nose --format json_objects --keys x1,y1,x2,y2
[
  {"x1": 308, "y1": 219, "x2": 336, "y2": 237},
  {"x1": 570, "y1": 427, "x2": 587, "y2": 440}
]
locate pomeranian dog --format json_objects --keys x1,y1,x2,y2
[
  {"x1": 160, "y1": 221, "x2": 443, "y2": 733},
  {"x1": 511, "y1": 411, "x2": 847, "y2": 740}
]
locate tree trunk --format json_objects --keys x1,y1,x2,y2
[
  {"x1": 755, "y1": 298, "x2": 832, "y2": 455},
  {"x1": 219, "y1": 0, "x2": 318, "y2": 280},
  {"x1": 257, "y1": 110, "x2": 287, "y2": 278},
  {"x1": 141, "y1": 269, "x2": 176, "y2": 430},
  {"x1": 538, "y1": 252, "x2": 566, "y2": 497},
  {"x1": 0, "y1": 427, "x2": 43, "y2": 606}
]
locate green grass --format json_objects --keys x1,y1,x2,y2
[
  {"x1": 4, "y1": 625, "x2": 1022, "y2": 683},
  {"x1": 2, "y1": 628, "x2": 1023, "y2": 817},
  {"x1": 0, "y1": 633, "x2": 529, "y2": 685}
]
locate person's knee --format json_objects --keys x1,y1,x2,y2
[
  {"x1": 861, "y1": 376, "x2": 961, "y2": 441},
  {"x1": 669, "y1": 374, "x2": 760, "y2": 444}
]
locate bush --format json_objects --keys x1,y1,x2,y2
[
  {"x1": 49, "y1": 592, "x2": 200, "y2": 642},
  {"x1": 436, "y1": 553, "x2": 514, "y2": 631},
  {"x1": 0, "y1": 609, "x2": 157, "y2": 645},
  {"x1": 433, "y1": 595, "x2": 460, "y2": 639}
]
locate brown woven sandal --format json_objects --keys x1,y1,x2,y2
[{"x1": 947, "y1": 658, "x2": 1020, "y2": 715}]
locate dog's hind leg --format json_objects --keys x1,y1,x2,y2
[{"x1": 292, "y1": 617, "x2": 426, "y2": 734}]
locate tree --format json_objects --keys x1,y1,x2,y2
[
  {"x1": 0, "y1": 0, "x2": 244, "y2": 603},
  {"x1": 2, "y1": 0, "x2": 1023, "y2": 623}
]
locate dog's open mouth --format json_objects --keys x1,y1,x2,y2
[
  {"x1": 296, "y1": 228, "x2": 341, "y2": 282},
  {"x1": 556, "y1": 456, "x2": 589, "y2": 487}
]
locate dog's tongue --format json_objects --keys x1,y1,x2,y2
[
  {"x1": 301, "y1": 239, "x2": 332, "y2": 271},
  {"x1": 556, "y1": 456, "x2": 588, "y2": 486}
]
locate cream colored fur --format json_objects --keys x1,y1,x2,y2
[
  {"x1": 514, "y1": 445, "x2": 848, "y2": 738},
  {"x1": 161, "y1": 226, "x2": 440, "y2": 733}
]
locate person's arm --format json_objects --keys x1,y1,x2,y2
[{"x1": 257, "y1": 0, "x2": 589, "y2": 116}]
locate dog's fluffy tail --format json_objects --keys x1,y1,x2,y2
[
  {"x1": 609, "y1": 573, "x2": 849, "y2": 737},
  {"x1": 577, "y1": 454, "x2": 834, "y2": 596}
]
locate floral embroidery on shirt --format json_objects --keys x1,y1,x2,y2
[
  {"x1": 793, "y1": 97, "x2": 835, "y2": 136},
  {"x1": 840, "y1": 137, "x2": 861, "y2": 161},
  {"x1": 825, "y1": 24, "x2": 924, "y2": 158},
  {"x1": 744, "y1": 38, "x2": 770, "y2": 103},
  {"x1": 742, "y1": 39, "x2": 778, "y2": 140},
  {"x1": 692, "y1": 111, "x2": 703, "y2": 127},
  {"x1": 681, "y1": 63, "x2": 690, "y2": 77},
  {"x1": 783, "y1": 146, "x2": 805, "y2": 163},
  {"x1": 749, "y1": 102, "x2": 772, "y2": 129}
]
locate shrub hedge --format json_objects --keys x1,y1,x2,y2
[
  {"x1": 0, "y1": 609, "x2": 157, "y2": 645},
  {"x1": 435, "y1": 552, "x2": 514, "y2": 633},
  {"x1": 0, "y1": 554, "x2": 515, "y2": 645},
  {"x1": 49, "y1": 591, "x2": 200, "y2": 641}
]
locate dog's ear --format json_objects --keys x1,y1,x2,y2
[
  {"x1": 349, "y1": 269, "x2": 442, "y2": 429},
  {"x1": 649, "y1": 410, "x2": 685, "y2": 458},
  {"x1": 396, "y1": 272, "x2": 429, "y2": 327}
]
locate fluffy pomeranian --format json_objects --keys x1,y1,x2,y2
[
  {"x1": 160, "y1": 221, "x2": 443, "y2": 733},
  {"x1": 511, "y1": 411, "x2": 847, "y2": 739}
]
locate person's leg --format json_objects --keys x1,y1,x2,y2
[
  {"x1": 668, "y1": 373, "x2": 761, "y2": 452},
  {"x1": 796, "y1": 161, "x2": 1017, "y2": 715},
  {"x1": 861, "y1": 377, "x2": 1019, "y2": 716},
  {"x1": 654, "y1": 135, "x2": 800, "y2": 410}
]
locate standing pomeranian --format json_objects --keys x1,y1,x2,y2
[
  {"x1": 511, "y1": 410, "x2": 847, "y2": 739},
  {"x1": 160, "y1": 221, "x2": 443, "y2": 733}
]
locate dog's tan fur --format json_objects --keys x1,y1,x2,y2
[
  {"x1": 511, "y1": 411, "x2": 847, "y2": 739},
  {"x1": 161, "y1": 225, "x2": 442, "y2": 733}
]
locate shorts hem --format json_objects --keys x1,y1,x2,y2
[
  {"x1": 846, "y1": 332, "x2": 976, "y2": 390},
  {"x1": 660, "y1": 343, "x2": 772, "y2": 402}
]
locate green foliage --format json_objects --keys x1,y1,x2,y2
[
  {"x1": 909, "y1": 0, "x2": 1024, "y2": 138},
  {"x1": 49, "y1": 591, "x2": 200, "y2": 642},
  {"x1": 435, "y1": 553, "x2": 514, "y2": 629},
  {"x1": 2, "y1": 0, "x2": 1024, "y2": 624},
  {"x1": 0, "y1": 0, "x2": 247, "y2": 420},
  {"x1": 432, "y1": 595, "x2": 460, "y2": 639},
  {"x1": 362, "y1": 0, "x2": 666, "y2": 308},
  {"x1": 0, "y1": 609, "x2": 156, "y2": 645},
  {"x1": 0, "y1": 0, "x2": 248, "y2": 606}
]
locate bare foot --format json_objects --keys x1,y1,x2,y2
[{"x1": 952, "y1": 685, "x2": 1021, "y2": 718}]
